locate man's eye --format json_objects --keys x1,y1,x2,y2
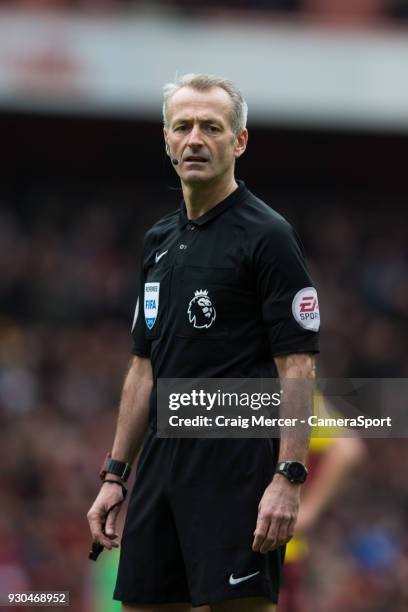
[
  {"x1": 175, "y1": 125, "x2": 187, "y2": 131},
  {"x1": 206, "y1": 125, "x2": 219, "y2": 132}
]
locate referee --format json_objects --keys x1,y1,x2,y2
[{"x1": 87, "y1": 73, "x2": 320, "y2": 612}]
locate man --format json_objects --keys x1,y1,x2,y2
[{"x1": 87, "y1": 73, "x2": 320, "y2": 612}]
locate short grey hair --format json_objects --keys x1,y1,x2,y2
[{"x1": 162, "y1": 73, "x2": 248, "y2": 136}]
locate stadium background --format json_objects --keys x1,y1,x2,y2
[{"x1": 1, "y1": 1, "x2": 408, "y2": 611}]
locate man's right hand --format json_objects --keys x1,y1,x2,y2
[{"x1": 87, "y1": 480, "x2": 125, "y2": 550}]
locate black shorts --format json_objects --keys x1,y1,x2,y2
[{"x1": 114, "y1": 430, "x2": 284, "y2": 607}]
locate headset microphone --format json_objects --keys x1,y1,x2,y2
[{"x1": 171, "y1": 158, "x2": 179, "y2": 165}]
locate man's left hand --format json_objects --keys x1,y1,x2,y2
[{"x1": 252, "y1": 475, "x2": 300, "y2": 554}]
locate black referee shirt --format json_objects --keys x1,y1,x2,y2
[{"x1": 132, "y1": 180, "x2": 319, "y2": 392}]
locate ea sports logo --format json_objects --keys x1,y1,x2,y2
[
  {"x1": 292, "y1": 287, "x2": 320, "y2": 331},
  {"x1": 188, "y1": 289, "x2": 216, "y2": 329}
]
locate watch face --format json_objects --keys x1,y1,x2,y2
[{"x1": 288, "y1": 461, "x2": 306, "y2": 480}]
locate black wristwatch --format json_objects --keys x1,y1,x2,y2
[
  {"x1": 99, "y1": 452, "x2": 131, "y2": 482},
  {"x1": 275, "y1": 461, "x2": 308, "y2": 484}
]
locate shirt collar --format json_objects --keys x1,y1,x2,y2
[{"x1": 178, "y1": 180, "x2": 247, "y2": 228}]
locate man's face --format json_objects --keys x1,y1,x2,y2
[{"x1": 164, "y1": 86, "x2": 247, "y2": 185}]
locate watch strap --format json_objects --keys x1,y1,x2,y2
[{"x1": 99, "y1": 453, "x2": 131, "y2": 482}]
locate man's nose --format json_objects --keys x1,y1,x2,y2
[{"x1": 186, "y1": 125, "x2": 204, "y2": 148}]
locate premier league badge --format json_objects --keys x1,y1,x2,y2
[
  {"x1": 144, "y1": 282, "x2": 160, "y2": 329},
  {"x1": 188, "y1": 289, "x2": 216, "y2": 329}
]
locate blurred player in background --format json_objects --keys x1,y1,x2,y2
[{"x1": 278, "y1": 394, "x2": 366, "y2": 612}]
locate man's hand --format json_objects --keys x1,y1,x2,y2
[
  {"x1": 87, "y1": 481, "x2": 125, "y2": 550},
  {"x1": 252, "y1": 475, "x2": 300, "y2": 554}
]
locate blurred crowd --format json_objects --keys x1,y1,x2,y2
[
  {"x1": 159, "y1": 0, "x2": 408, "y2": 23},
  {"x1": 0, "y1": 177, "x2": 407, "y2": 610},
  {"x1": 0, "y1": 0, "x2": 407, "y2": 24}
]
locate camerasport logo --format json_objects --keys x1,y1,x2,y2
[{"x1": 292, "y1": 287, "x2": 320, "y2": 331}]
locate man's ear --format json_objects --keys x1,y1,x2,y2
[
  {"x1": 163, "y1": 128, "x2": 169, "y2": 155},
  {"x1": 234, "y1": 128, "x2": 248, "y2": 159}
]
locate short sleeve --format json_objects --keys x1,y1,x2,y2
[
  {"x1": 254, "y1": 220, "x2": 320, "y2": 357},
  {"x1": 130, "y1": 245, "x2": 152, "y2": 358}
]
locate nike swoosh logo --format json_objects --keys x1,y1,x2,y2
[
  {"x1": 229, "y1": 571, "x2": 260, "y2": 586},
  {"x1": 155, "y1": 250, "x2": 168, "y2": 263}
]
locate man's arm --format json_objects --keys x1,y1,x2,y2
[
  {"x1": 111, "y1": 355, "x2": 153, "y2": 465},
  {"x1": 252, "y1": 352, "x2": 315, "y2": 554},
  {"x1": 87, "y1": 355, "x2": 153, "y2": 550}
]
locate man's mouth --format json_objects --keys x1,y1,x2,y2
[{"x1": 184, "y1": 156, "x2": 209, "y2": 163}]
